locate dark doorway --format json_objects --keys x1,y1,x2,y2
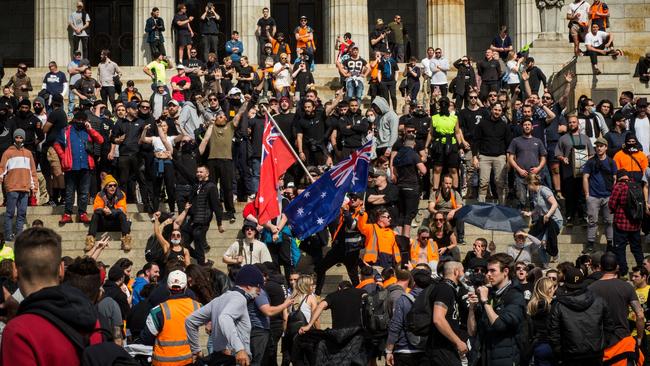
[
  {"x1": 179, "y1": 0, "x2": 232, "y2": 62},
  {"x1": 87, "y1": 0, "x2": 133, "y2": 65},
  {"x1": 271, "y1": 0, "x2": 323, "y2": 63},
  {"x1": 367, "y1": 0, "x2": 421, "y2": 59}
]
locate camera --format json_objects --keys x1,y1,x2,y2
[{"x1": 463, "y1": 270, "x2": 487, "y2": 290}]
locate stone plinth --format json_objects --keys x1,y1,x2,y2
[
  {"x1": 133, "y1": 1, "x2": 174, "y2": 65},
  {"x1": 323, "y1": 0, "x2": 369, "y2": 63},
  {"x1": 232, "y1": 0, "x2": 270, "y2": 66},
  {"x1": 35, "y1": 0, "x2": 70, "y2": 67},
  {"x1": 427, "y1": 0, "x2": 467, "y2": 61}
]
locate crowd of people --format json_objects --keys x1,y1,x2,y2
[{"x1": 1, "y1": 0, "x2": 650, "y2": 365}]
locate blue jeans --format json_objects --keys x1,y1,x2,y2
[
  {"x1": 4, "y1": 191, "x2": 28, "y2": 236},
  {"x1": 68, "y1": 89, "x2": 76, "y2": 117},
  {"x1": 249, "y1": 158, "x2": 261, "y2": 194},
  {"x1": 64, "y1": 169, "x2": 91, "y2": 215},
  {"x1": 533, "y1": 342, "x2": 556, "y2": 366},
  {"x1": 345, "y1": 79, "x2": 364, "y2": 100},
  {"x1": 612, "y1": 226, "x2": 643, "y2": 276}
]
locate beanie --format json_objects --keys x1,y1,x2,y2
[
  {"x1": 13, "y1": 129, "x2": 25, "y2": 139},
  {"x1": 101, "y1": 174, "x2": 118, "y2": 189},
  {"x1": 235, "y1": 264, "x2": 265, "y2": 288},
  {"x1": 18, "y1": 99, "x2": 31, "y2": 108}
]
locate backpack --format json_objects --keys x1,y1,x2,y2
[
  {"x1": 405, "y1": 282, "x2": 437, "y2": 336},
  {"x1": 626, "y1": 181, "x2": 645, "y2": 222},
  {"x1": 361, "y1": 286, "x2": 389, "y2": 334},
  {"x1": 517, "y1": 313, "x2": 535, "y2": 366},
  {"x1": 25, "y1": 308, "x2": 138, "y2": 366},
  {"x1": 144, "y1": 235, "x2": 164, "y2": 264},
  {"x1": 402, "y1": 293, "x2": 428, "y2": 349},
  {"x1": 286, "y1": 296, "x2": 309, "y2": 337}
]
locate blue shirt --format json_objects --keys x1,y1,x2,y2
[
  {"x1": 43, "y1": 71, "x2": 67, "y2": 95},
  {"x1": 68, "y1": 127, "x2": 90, "y2": 170},
  {"x1": 225, "y1": 40, "x2": 244, "y2": 63},
  {"x1": 583, "y1": 156, "x2": 617, "y2": 198},
  {"x1": 248, "y1": 289, "x2": 270, "y2": 329}
]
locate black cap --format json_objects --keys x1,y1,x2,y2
[
  {"x1": 564, "y1": 267, "x2": 585, "y2": 290},
  {"x1": 468, "y1": 257, "x2": 488, "y2": 270},
  {"x1": 600, "y1": 252, "x2": 618, "y2": 272},
  {"x1": 242, "y1": 219, "x2": 257, "y2": 231},
  {"x1": 612, "y1": 111, "x2": 625, "y2": 122},
  {"x1": 637, "y1": 98, "x2": 648, "y2": 108},
  {"x1": 625, "y1": 132, "x2": 638, "y2": 142},
  {"x1": 73, "y1": 111, "x2": 88, "y2": 121},
  {"x1": 51, "y1": 94, "x2": 64, "y2": 104}
]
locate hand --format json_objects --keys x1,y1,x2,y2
[
  {"x1": 477, "y1": 286, "x2": 489, "y2": 303},
  {"x1": 561, "y1": 156, "x2": 570, "y2": 165},
  {"x1": 115, "y1": 134, "x2": 126, "y2": 144},
  {"x1": 96, "y1": 233, "x2": 111, "y2": 249},
  {"x1": 144, "y1": 124, "x2": 151, "y2": 130},
  {"x1": 188, "y1": 16, "x2": 194, "y2": 21},
  {"x1": 299, "y1": 152, "x2": 306, "y2": 161},
  {"x1": 153, "y1": 211, "x2": 161, "y2": 219},
  {"x1": 298, "y1": 324, "x2": 311, "y2": 334},
  {"x1": 521, "y1": 70, "x2": 529, "y2": 81},
  {"x1": 84, "y1": 121, "x2": 92, "y2": 130},
  {"x1": 0, "y1": 287, "x2": 18, "y2": 322},
  {"x1": 543, "y1": 215, "x2": 550, "y2": 224},
  {"x1": 103, "y1": 207, "x2": 111, "y2": 215},
  {"x1": 108, "y1": 151, "x2": 115, "y2": 161},
  {"x1": 456, "y1": 341, "x2": 469, "y2": 356},
  {"x1": 386, "y1": 353, "x2": 394, "y2": 366},
  {"x1": 462, "y1": 141, "x2": 470, "y2": 150},
  {"x1": 530, "y1": 166, "x2": 541, "y2": 175},
  {"x1": 236, "y1": 256, "x2": 244, "y2": 263},
  {"x1": 521, "y1": 211, "x2": 532, "y2": 217},
  {"x1": 218, "y1": 225, "x2": 225, "y2": 233},
  {"x1": 467, "y1": 292, "x2": 479, "y2": 308},
  {"x1": 192, "y1": 351, "x2": 203, "y2": 363},
  {"x1": 438, "y1": 247, "x2": 447, "y2": 254},
  {"x1": 235, "y1": 350, "x2": 250, "y2": 366},
  {"x1": 518, "y1": 167, "x2": 528, "y2": 177},
  {"x1": 472, "y1": 157, "x2": 479, "y2": 169}
]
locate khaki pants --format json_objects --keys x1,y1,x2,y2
[
  {"x1": 37, "y1": 172, "x2": 48, "y2": 205},
  {"x1": 478, "y1": 154, "x2": 507, "y2": 204}
]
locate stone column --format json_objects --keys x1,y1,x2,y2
[
  {"x1": 133, "y1": 0, "x2": 174, "y2": 66},
  {"x1": 323, "y1": 0, "x2": 369, "y2": 63},
  {"x1": 34, "y1": 0, "x2": 70, "y2": 67},
  {"x1": 232, "y1": 0, "x2": 270, "y2": 66},
  {"x1": 427, "y1": 0, "x2": 467, "y2": 61},
  {"x1": 513, "y1": 0, "x2": 541, "y2": 49}
]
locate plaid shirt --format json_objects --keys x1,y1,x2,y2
[{"x1": 608, "y1": 181, "x2": 641, "y2": 231}]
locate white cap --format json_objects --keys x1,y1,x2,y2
[
  {"x1": 176, "y1": 64, "x2": 186, "y2": 70},
  {"x1": 228, "y1": 87, "x2": 242, "y2": 95},
  {"x1": 167, "y1": 270, "x2": 187, "y2": 289}
]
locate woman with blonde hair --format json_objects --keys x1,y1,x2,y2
[
  {"x1": 283, "y1": 275, "x2": 319, "y2": 363},
  {"x1": 527, "y1": 277, "x2": 557, "y2": 366},
  {"x1": 523, "y1": 173, "x2": 563, "y2": 266}
]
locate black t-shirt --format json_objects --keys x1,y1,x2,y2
[
  {"x1": 295, "y1": 113, "x2": 326, "y2": 147},
  {"x1": 325, "y1": 288, "x2": 365, "y2": 329},
  {"x1": 239, "y1": 65, "x2": 254, "y2": 79},
  {"x1": 45, "y1": 108, "x2": 68, "y2": 148},
  {"x1": 184, "y1": 58, "x2": 205, "y2": 91},
  {"x1": 394, "y1": 146, "x2": 420, "y2": 189},
  {"x1": 370, "y1": 30, "x2": 389, "y2": 53},
  {"x1": 173, "y1": 13, "x2": 191, "y2": 35},
  {"x1": 73, "y1": 77, "x2": 100, "y2": 98},
  {"x1": 257, "y1": 17, "x2": 276, "y2": 38},
  {"x1": 112, "y1": 117, "x2": 144, "y2": 156},
  {"x1": 265, "y1": 274, "x2": 288, "y2": 328},
  {"x1": 458, "y1": 107, "x2": 487, "y2": 145},
  {"x1": 247, "y1": 116, "x2": 264, "y2": 159},
  {"x1": 589, "y1": 278, "x2": 639, "y2": 342},
  {"x1": 429, "y1": 280, "x2": 462, "y2": 350},
  {"x1": 366, "y1": 183, "x2": 399, "y2": 221},
  {"x1": 273, "y1": 112, "x2": 296, "y2": 146},
  {"x1": 342, "y1": 57, "x2": 367, "y2": 77}
]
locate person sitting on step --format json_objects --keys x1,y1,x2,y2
[{"x1": 85, "y1": 174, "x2": 132, "y2": 252}]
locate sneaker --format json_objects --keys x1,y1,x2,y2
[
  {"x1": 6, "y1": 234, "x2": 15, "y2": 242},
  {"x1": 203, "y1": 243, "x2": 211, "y2": 252},
  {"x1": 201, "y1": 259, "x2": 215, "y2": 268},
  {"x1": 121, "y1": 234, "x2": 133, "y2": 252},
  {"x1": 59, "y1": 213, "x2": 73, "y2": 225},
  {"x1": 85, "y1": 235, "x2": 95, "y2": 252},
  {"x1": 78, "y1": 213, "x2": 91, "y2": 224},
  {"x1": 582, "y1": 243, "x2": 594, "y2": 254}
]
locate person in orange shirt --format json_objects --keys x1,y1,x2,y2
[
  {"x1": 368, "y1": 51, "x2": 382, "y2": 100},
  {"x1": 356, "y1": 265, "x2": 380, "y2": 293},
  {"x1": 267, "y1": 32, "x2": 291, "y2": 62},
  {"x1": 86, "y1": 174, "x2": 131, "y2": 252},
  {"x1": 589, "y1": 0, "x2": 610, "y2": 30},
  {"x1": 409, "y1": 227, "x2": 440, "y2": 273},
  {"x1": 613, "y1": 133, "x2": 648, "y2": 183},
  {"x1": 294, "y1": 15, "x2": 316, "y2": 56},
  {"x1": 357, "y1": 207, "x2": 402, "y2": 268}
]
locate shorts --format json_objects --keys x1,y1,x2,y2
[
  {"x1": 430, "y1": 143, "x2": 460, "y2": 168},
  {"x1": 47, "y1": 147, "x2": 63, "y2": 177},
  {"x1": 546, "y1": 142, "x2": 558, "y2": 163},
  {"x1": 177, "y1": 32, "x2": 193, "y2": 47}
]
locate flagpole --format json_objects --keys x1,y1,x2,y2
[{"x1": 262, "y1": 105, "x2": 315, "y2": 183}]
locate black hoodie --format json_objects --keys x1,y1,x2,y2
[{"x1": 548, "y1": 287, "x2": 614, "y2": 360}]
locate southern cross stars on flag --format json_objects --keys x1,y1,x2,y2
[{"x1": 284, "y1": 140, "x2": 373, "y2": 239}]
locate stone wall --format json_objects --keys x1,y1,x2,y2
[
  {"x1": 0, "y1": 1, "x2": 35, "y2": 66},
  {"x1": 464, "y1": 0, "x2": 503, "y2": 61},
  {"x1": 606, "y1": 0, "x2": 650, "y2": 61}
]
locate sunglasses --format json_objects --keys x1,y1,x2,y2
[
  {"x1": 420, "y1": 236, "x2": 430, "y2": 240},
  {"x1": 209, "y1": 98, "x2": 218, "y2": 101},
  {"x1": 140, "y1": 106, "x2": 151, "y2": 109},
  {"x1": 380, "y1": 215, "x2": 391, "y2": 219},
  {"x1": 542, "y1": 96, "x2": 552, "y2": 100},
  {"x1": 171, "y1": 233, "x2": 181, "y2": 238},
  {"x1": 434, "y1": 218, "x2": 445, "y2": 222},
  {"x1": 469, "y1": 96, "x2": 478, "y2": 99},
  {"x1": 244, "y1": 227, "x2": 256, "y2": 231},
  {"x1": 106, "y1": 184, "x2": 117, "y2": 188},
  {"x1": 516, "y1": 266, "x2": 527, "y2": 271},
  {"x1": 488, "y1": 93, "x2": 497, "y2": 97}
]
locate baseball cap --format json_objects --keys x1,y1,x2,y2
[
  {"x1": 126, "y1": 101, "x2": 139, "y2": 110},
  {"x1": 376, "y1": 18, "x2": 384, "y2": 25},
  {"x1": 299, "y1": 15, "x2": 308, "y2": 20},
  {"x1": 228, "y1": 87, "x2": 242, "y2": 96},
  {"x1": 594, "y1": 137, "x2": 608, "y2": 146},
  {"x1": 167, "y1": 99, "x2": 180, "y2": 107},
  {"x1": 242, "y1": 219, "x2": 258, "y2": 231},
  {"x1": 563, "y1": 267, "x2": 585, "y2": 290},
  {"x1": 167, "y1": 270, "x2": 188, "y2": 289},
  {"x1": 176, "y1": 64, "x2": 186, "y2": 70}
]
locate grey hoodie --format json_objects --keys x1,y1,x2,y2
[
  {"x1": 178, "y1": 102, "x2": 201, "y2": 140},
  {"x1": 373, "y1": 96, "x2": 399, "y2": 149}
]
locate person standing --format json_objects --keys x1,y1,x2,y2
[
  {"x1": 0, "y1": 129, "x2": 38, "y2": 240},
  {"x1": 173, "y1": 3, "x2": 195, "y2": 64},
  {"x1": 145, "y1": 7, "x2": 166, "y2": 58},
  {"x1": 4, "y1": 64, "x2": 32, "y2": 101},
  {"x1": 566, "y1": 0, "x2": 591, "y2": 56},
  {"x1": 451, "y1": 56, "x2": 477, "y2": 109},
  {"x1": 477, "y1": 49, "x2": 501, "y2": 101},
  {"x1": 379, "y1": 51, "x2": 399, "y2": 111},
  {"x1": 468, "y1": 253, "x2": 526, "y2": 366},
  {"x1": 170, "y1": 65, "x2": 191, "y2": 102},
  {"x1": 256, "y1": 7, "x2": 276, "y2": 67},
  {"x1": 582, "y1": 137, "x2": 616, "y2": 253},
  {"x1": 97, "y1": 49, "x2": 122, "y2": 111},
  {"x1": 490, "y1": 26, "x2": 513, "y2": 61},
  {"x1": 608, "y1": 170, "x2": 644, "y2": 276},
  {"x1": 429, "y1": 48, "x2": 450, "y2": 97},
  {"x1": 54, "y1": 112, "x2": 104, "y2": 225},
  {"x1": 629, "y1": 99, "x2": 650, "y2": 156},
  {"x1": 629, "y1": 266, "x2": 650, "y2": 360},
  {"x1": 68, "y1": 1, "x2": 91, "y2": 58},
  {"x1": 42, "y1": 61, "x2": 68, "y2": 109},
  {"x1": 507, "y1": 118, "x2": 547, "y2": 209},
  {"x1": 67, "y1": 52, "x2": 88, "y2": 115},
  {"x1": 386, "y1": 15, "x2": 405, "y2": 62},
  {"x1": 525, "y1": 58, "x2": 547, "y2": 95},
  {"x1": 200, "y1": 3, "x2": 220, "y2": 63},
  {"x1": 294, "y1": 16, "x2": 316, "y2": 58},
  {"x1": 589, "y1": 0, "x2": 610, "y2": 30},
  {"x1": 72, "y1": 66, "x2": 100, "y2": 102}
]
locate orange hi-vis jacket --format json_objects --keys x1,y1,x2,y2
[
  {"x1": 589, "y1": 2, "x2": 609, "y2": 28},
  {"x1": 152, "y1": 297, "x2": 201, "y2": 366},
  {"x1": 603, "y1": 336, "x2": 644, "y2": 366},
  {"x1": 409, "y1": 239, "x2": 440, "y2": 266},
  {"x1": 357, "y1": 212, "x2": 401, "y2": 267}
]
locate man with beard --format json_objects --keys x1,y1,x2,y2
[
  {"x1": 331, "y1": 98, "x2": 368, "y2": 160},
  {"x1": 507, "y1": 118, "x2": 547, "y2": 209},
  {"x1": 85, "y1": 100, "x2": 113, "y2": 197},
  {"x1": 577, "y1": 97, "x2": 609, "y2": 146},
  {"x1": 54, "y1": 112, "x2": 104, "y2": 225},
  {"x1": 136, "y1": 100, "x2": 156, "y2": 214},
  {"x1": 556, "y1": 114, "x2": 595, "y2": 226},
  {"x1": 184, "y1": 49, "x2": 206, "y2": 99},
  {"x1": 72, "y1": 66, "x2": 100, "y2": 102},
  {"x1": 315, "y1": 192, "x2": 365, "y2": 295},
  {"x1": 97, "y1": 49, "x2": 121, "y2": 111},
  {"x1": 296, "y1": 99, "x2": 329, "y2": 167},
  {"x1": 518, "y1": 95, "x2": 556, "y2": 142},
  {"x1": 42, "y1": 95, "x2": 67, "y2": 205},
  {"x1": 111, "y1": 102, "x2": 146, "y2": 205},
  {"x1": 407, "y1": 102, "x2": 431, "y2": 155},
  {"x1": 4, "y1": 64, "x2": 32, "y2": 101},
  {"x1": 458, "y1": 89, "x2": 486, "y2": 199}
]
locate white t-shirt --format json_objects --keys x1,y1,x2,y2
[
  {"x1": 584, "y1": 31, "x2": 608, "y2": 48},
  {"x1": 152, "y1": 135, "x2": 176, "y2": 153},
  {"x1": 69, "y1": 11, "x2": 91, "y2": 37},
  {"x1": 506, "y1": 60, "x2": 520, "y2": 85},
  {"x1": 273, "y1": 62, "x2": 293, "y2": 88},
  {"x1": 429, "y1": 57, "x2": 449, "y2": 86},
  {"x1": 635, "y1": 117, "x2": 650, "y2": 155},
  {"x1": 568, "y1": 1, "x2": 591, "y2": 25}
]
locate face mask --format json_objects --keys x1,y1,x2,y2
[
  {"x1": 625, "y1": 143, "x2": 639, "y2": 153},
  {"x1": 367, "y1": 116, "x2": 375, "y2": 123},
  {"x1": 244, "y1": 288, "x2": 260, "y2": 299},
  {"x1": 171, "y1": 239, "x2": 181, "y2": 245},
  {"x1": 34, "y1": 106, "x2": 44, "y2": 114}
]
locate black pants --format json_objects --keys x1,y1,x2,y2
[
  {"x1": 479, "y1": 81, "x2": 499, "y2": 101},
  {"x1": 251, "y1": 328, "x2": 270, "y2": 366},
  {"x1": 369, "y1": 82, "x2": 381, "y2": 100},
  {"x1": 263, "y1": 324, "x2": 284, "y2": 366},
  {"x1": 208, "y1": 158, "x2": 234, "y2": 214},
  {"x1": 118, "y1": 154, "x2": 151, "y2": 209},
  {"x1": 394, "y1": 352, "x2": 425, "y2": 366},
  {"x1": 88, "y1": 210, "x2": 130, "y2": 236},
  {"x1": 72, "y1": 35, "x2": 89, "y2": 59},
  {"x1": 182, "y1": 222, "x2": 209, "y2": 264},
  {"x1": 561, "y1": 357, "x2": 602, "y2": 366},
  {"x1": 380, "y1": 80, "x2": 397, "y2": 111},
  {"x1": 100, "y1": 86, "x2": 116, "y2": 110},
  {"x1": 315, "y1": 244, "x2": 360, "y2": 295},
  {"x1": 586, "y1": 42, "x2": 608, "y2": 65},
  {"x1": 153, "y1": 160, "x2": 176, "y2": 212},
  {"x1": 175, "y1": 184, "x2": 192, "y2": 213},
  {"x1": 561, "y1": 176, "x2": 585, "y2": 221},
  {"x1": 149, "y1": 39, "x2": 166, "y2": 57},
  {"x1": 428, "y1": 348, "x2": 461, "y2": 366},
  {"x1": 202, "y1": 34, "x2": 219, "y2": 61}
]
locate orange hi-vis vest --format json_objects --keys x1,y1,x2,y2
[
  {"x1": 357, "y1": 212, "x2": 402, "y2": 266},
  {"x1": 152, "y1": 297, "x2": 201, "y2": 366},
  {"x1": 435, "y1": 190, "x2": 457, "y2": 209},
  {"x1": 603, "y1": 336, "x2": 645, "y2": 366},
  {"x1": 589, "y1": 2, "x2": 609, "y2": 28},
  {"x1": 409, "y1": 239, "x2": 440, "y2": 265}
]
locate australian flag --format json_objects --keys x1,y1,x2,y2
[{"x1": 284, "y1": 139, "x2": 373, "y2": 240}]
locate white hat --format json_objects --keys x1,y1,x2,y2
[
  {"x1": 176, "y1": 64, "x2": 186, "y2": 70},
  {"x1": 167, "y1": 270, "x2": 187, "y2": 289},
  {"x1": 228, "y1": 87, "x2": 242, "y2": 95}
]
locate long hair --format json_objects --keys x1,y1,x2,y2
[
  {"x1": 430, "y1": 212, "x2": 453, "y2": 235},
  {"x1": 294, "y1": 275, "x2": 314, "y2": 303},
  {"x1": 527, "y1": 277, "x2": 555, "y2": 315},
  {"x1": 186, "y1": 264, "x2": 216, "y2": 304}
]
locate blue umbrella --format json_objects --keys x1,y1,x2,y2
[{"x1": 455, "y1": 203, "x2": 528, "y2": 233}]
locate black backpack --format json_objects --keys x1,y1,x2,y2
[
  {"x1": 626, "y1": 181, "x2": 645, "y2": 222},
  {"x1": 405, "y1": 282, "x2": 437, "y2": 336},
  {"x1": 25, "y1": 308, "x2": 138, "y2": 366},
  {"x1": 361, "y1": 286, "x2": 389, "y2": 334},
  {"x1": 144, "y1": 235, "x2": 164, "y2": 264},
  {"x1": 517, "y1": 313, "x2": 535, "y2": 366},
  {"x1": 286, "y1": 296, "x2": 309, "y2": 337},
  {"x1": 402, "y1": 293, "x2": 428, "y2": 349}
]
